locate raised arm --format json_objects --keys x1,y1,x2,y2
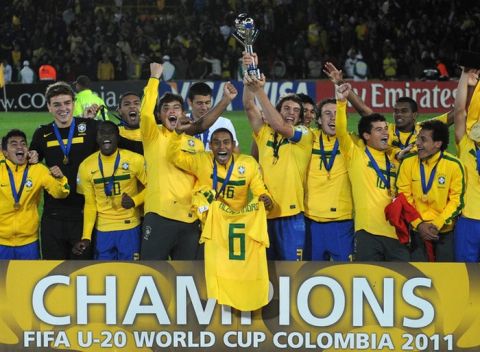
[
  {"x1": 183, "y1": 83, "x2": 238, "y2": 136},
  {"x1": 324, "y1": 62, "x2": 374, "y2": 116},
  {"x1": 454, "y1": 69, "x2": 475, "y2": 143},
  {"x1": 242, "y1": 53, "x2": 264, "y2": 134},
  {"x1": 140, "y1": 63, "x2": 163, "y2": 141}
]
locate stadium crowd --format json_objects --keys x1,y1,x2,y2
[{"x1": 1, "y1": 0, "x2": 480, "y2": 83}]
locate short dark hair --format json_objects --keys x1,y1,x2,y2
[
  {"x1": 156, "y1": 92, "x2": 185, "y2": 114},
  {"x1": 211, "y1": 127, "x2": 235, "y2": 143},
  {"x1": 297, "y1": 93, "x2": 319, "y2": 116},
  {"x1": 187, "y1": 82, "x2": 212, "y2": 101},
  {"x1": 317, "y1": 98, "x2": 337, "y2": 113},
  {"x1": 2, "y1": 129, "x2": 27, "y2": 150},
  {"x1": 97, "y1": 120, "x2": 120, "y2": 136},
  {"x1": 358, "y1": 113, "x2": 387, "y2": 143},
  {"x1": 118, "y1": 91, "x2": 141, "y2": 107},
  {"x1": 396, "y1": 97, "x2": 418, "y2": 113},
  {"x1": 420, "y1": 119, "x2": 449, "y2": 151},
  {"x1": 275, "y1": 94, "x2": 304, "y2": 123},
  {"x1": 45, "y1": 82, "x2": 75, "y2": 104}
]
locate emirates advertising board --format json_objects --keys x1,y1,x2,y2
[
  {"x1": 0, "y1": 80, "x2": 457, "y2": 114},
  {"x1": 1, "y1": 260, "x2": 479, "y2": 351}
]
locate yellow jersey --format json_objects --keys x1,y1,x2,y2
[
  {"x1": 77, "y1": 148, "x2": 147, "y2": 239},
  {"x1": 0, "y1": 159, "x2": 69, "y2": 246},
  {"x1": 168, "y1": 131, "x2": 270, "y2": 211},
  {"x1": 337, "y1": 100, "x2": 397, "y2": 238},
  {"x1": 305, "y1": 129, "x2": 353, "y2": 222},
  {"x1": 254, "y1": 124, "x2": 313, "y2": 219},
  {"x1": 200, "y1": 201, "x2": 269, "y2": 311},
  {"x1": 140, "y1": 78, "x2": 203, "y2": 222},
  {"x1": 396, "y1": 151, "x2": 465, "y2": 232}
]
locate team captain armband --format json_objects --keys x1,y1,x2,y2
[{"x1": 289, "y1": 125, "x2": 309, "y2": 143}]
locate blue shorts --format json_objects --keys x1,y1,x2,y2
[
  {"x1": 0, "y1": 241, "x2": 40, "y2": 260},
  {"x1": 95, "y1": 226, "x2": 141, "y2": 260},
  {"x1": 305, "y1": 218, "x2": 354, "y2": 261},
  {"x1": 267, "y1": 213, "x2": 305, "y2": 261},
  {"x1": 455, "y1": 216, "x2": 480, "y2": 262}
]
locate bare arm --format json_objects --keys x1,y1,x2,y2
[
  {"x1": 183, "y1": 82, "x2": 238, "y2": 135},
  {"x1": 242, "y1": 53, "x2": 264, "y2": 134},
  {"x1": 245, "y1": 73, "x2": 295, "y2": 138},
  {"x1": 323, "y1": 61, "x2": 374, "y2": 116}
]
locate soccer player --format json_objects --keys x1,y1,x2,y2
[
  {"x1": 453, "y1": 68, "x2": 480, "y2": 262},
  {"x1": 304, "y1": 98, "x2": 354, "y2": 261},
  {"x1": 243, "y1": 53, "x2": 313, "y2": 261},
  {"x1": 187, "y1": 82, "x2": 240, "y2": 152},
  {"x1": 73, "y1": 121, "x2": 147, "y2": 260},
  {"x1": 297, "y1": 93, "x2": 318, "y2": 129},
  {"x1": 116, "y1": 91, "x2": 144, "y2": 155},
  {"x1": 30, "y1": 81, "x2": 99, "y2": 259},
  {"x1": 323, "y1": 62, "x2": 452, "y2": 162},
  {"x1": 396, "y1": 120, "x2": 464, "y2": 261},
  {"x1": 168, "y1": 127, "x2": 272, "y2": 211},
  {"x1": 140, "y1": 62, "x2": 238, "y2": 260},
  {"x1": 0, "y1": 129, "x2": 69, "y2": 259},
  {"x1": 335, "y1": 82, "x2": 409, "y2": 261}
]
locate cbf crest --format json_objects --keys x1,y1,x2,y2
[
  {"x1": 25, "y1": 179, "x2": 33, "y2": 188},
  {"x1": 438, "y1": 175, "x2": 446, "y2": 186},
  {"x1": 238, "y1": 165, "x2": 246, "y2": 175},
  {"x1": 77, "y1": 123, "x2": 87, "y2": 133},
  {"x1": 122, "y1": 162, "x2": 129, "y2": 170}
]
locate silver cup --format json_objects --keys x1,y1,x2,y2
[{"x1": 232, "y1": 13, "x2": 260, "y2": 78}]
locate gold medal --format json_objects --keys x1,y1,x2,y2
[
  {"x1": 63, "y1": 156, "x2": 69, "y2": 165},
  {"x1": 13, "y1": 202, "x2": 20, "y2": 210},
  {"x1": 387, "y1": 189, "x2": 392, "y2": 198},
  {"x1": 327, "y1": 172, "x2": 331, "y2": 180},
  {"x1": 422, "y1": 194, "x2": 428, "y2": 202}
]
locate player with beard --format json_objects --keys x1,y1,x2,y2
[
  {"x1": 304, "y1": 98, "x2": 354, "y2": 261},
  {"x1": 0, "y1": 129, "x2": 69, "y2": 259},
  {"x1": 73, "y1": 121, "x2": 147, "y2": 260},
  {"x1": 30, "y1": 81, "x2": 99, "y2": 259},
  {"x1": 116, "y1": 92, "x2": 144, "y2": 155},
  {"x1": 140, "y1": 63, "x2": 238, "y2": 260},
  {"x1": 335, "y1": 82, "x2": 409, "y2": 261}
]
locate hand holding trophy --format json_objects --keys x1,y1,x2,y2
[{"x1": 232, "y1": 13, "x2": 260, "y2": 78}]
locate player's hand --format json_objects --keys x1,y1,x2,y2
[
  {"x1": 323, "y1": 62, "x2": 344, "y2": 85},
  {"x1": 83, "y1": 104, "x2": 101, "y2": 119},
  {"x1": 335, "y1": 83, "x2": 351, "y2": 102},
  {"x1": 72, "y1": 239, "x2": 91, "y2": 255},
  {"x1": 417, "y1": 222, "x2": 439, "y2": 241},
  {"x1": 243, "y1": 72, "x2": 266, "y2": 92},
  {"x1": 27, "y1": 150, "x2": 39, "y2": 164},
  {"x1": 222, "y1": 82, "x2": 238, "y2": 102},
  {"x1": 396, "y1": 144, "x2": 414, "y2": 161},
  {"x1": 259, "y1": 193, "x2": 273, "y2": 211},
  {"x1": 242, "y1": 51, "x2": 258, "y2": 70},
  {"x1": 150, "y1": 62, "x2": 163, "y2": 79},
  {"x1": 175, "y1": 113, "x2": 193, "y2": 134},
  {"x1": 465, "y1": 68, "x2": 480, "y2": 86},
  {"x1": 49, "y1": 165, "x2": 64, "y2": 178},
  {"x1": 121, "y1": 193, "x2": 135, "y2": 209}
]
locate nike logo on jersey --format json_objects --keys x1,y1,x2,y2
[
  {"x1": 90, "y1": 170, "x2": 97, "y2": 174},
  {"x1": 43, "y1": 132, "x2": 53, "y2": 138}
]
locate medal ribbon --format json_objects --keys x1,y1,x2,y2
[
  {"x1": 365, "y1": 147, "x2": 391, "y2": 191},
  {"x1": 420, "y1": 152, "x2": 443, "y2": 195},
  {"x1": 98, "y1": 151, "x2": 121, "y2": 196},
  {"x1": 475, "y1": 144, "x2": 480, "y2": 175},
  {"x1": 6, "y1": 163, "x2": 29, "y2": 205},
  {"x1": 52, "y1": 118, "x2": 76, "y2": 162},
  {"x1": 394, "y1": 127, "x2": 415, "y2": 149},
  {"x1": 319, "y1": 134, "x2": 339, "y2": 172},
  {"x1": 212, "y1": 156, "x2": 235, "y2": 199}
]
